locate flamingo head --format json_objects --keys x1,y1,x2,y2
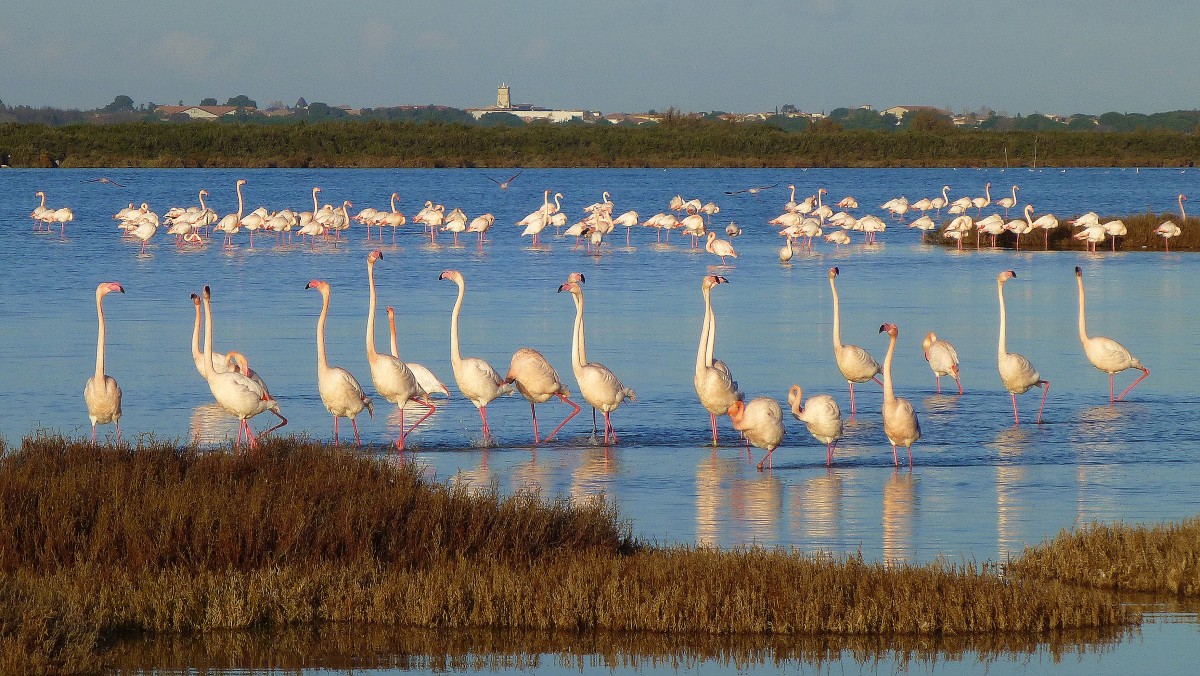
[
  {"x1": 565, "y1": 272, "x2": 585, "y2": 285},
  {"x1": 226, "y1": 351, "x2": 249, "y2": 374},
  {"x1": 1075, "y1": 266, "x2": 1083, "y2": 277},
  {"x1": 305, "y1": 279, "x2": 328, "y2": 292},
  {"x1": 202, "y1": 285, "x2": 211, "y2": 301},
  {"x1": 878, "y1": 323, "x2": 899, "y2": 338},
  {"x1": 829, "y1": 266, "x2": 840, "y2": 279},
  {"x1": 726, "y1": 400, "x2": 745, "y2": 423},
  {"x1": 997, "y1": 270, "x2": 1016, "y2": 284},
  {"x1": 190, "y1": 292, "x2": 200, "y2": 307},
  {"x1": 922, "y1": 332, "x2": 937, "y2": 359},
  {"x1": 386, "y1": 306, "x2": 395, "y2": 320},
  {"x1": 199, "y1": 189, "x2": 208, "y2": 197},
  {"x1": 439, "y1": 269, "x2": 462, "y2": 283},
  {"x1": 36, "y1": 191, "x2": 44, "y2": 197},
  {"x1": 367, "y1": 249, "x2": 383, "y2": 265},
  {"x1": 702, "y1": 275, "x2": 728, "y2": 290},
  {"x1": 97, "y1": 282, "x2": 125, "y2": 298},
  {"x1": 557, "y1": 280, "x2": 582, "y2": 295},
  {"x1": 236, "y1": 179, "x2": 246, "y2": 187},
  {"x1": 787, "y1": 385, "x2": 804, "y2": 416}
]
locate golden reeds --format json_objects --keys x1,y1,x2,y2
[{"x1": 0, "y1": 435, "x2": 1143, "y2": 671}]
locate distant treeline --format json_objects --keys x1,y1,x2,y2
[{"x1": 2, "y1": 119, "x2": 1199, "y2": 169}]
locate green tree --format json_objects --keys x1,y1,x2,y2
[
  {"x1": 905, "y1": 109, "x2": 955, "y2": 132},
  {"x1": 102, "y1": 95, "x2": 135, "y2": 112},
  {"x1": 226, "y1": 94, "x2": 257, "y2": 109},
  {"x1": 200, "y1": 98, "x2": 218, "y2": 106},
  {"x1": 477, "y1": 112, "x2": 524, "y2": 127}
]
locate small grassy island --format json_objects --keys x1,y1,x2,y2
[{"x1": 4, "y1": 435, "x2": 1198, "y2": 672}]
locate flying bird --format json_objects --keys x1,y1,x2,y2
[
  {"x1": 725, "y1": 183, "x2": 779, "y2": 196},
  {"x1": 84, "y1": 177, "x2": 126, "y2": 187},
  {"x1": 485, "y1": 170, "x2": 522, "y2": 190}
]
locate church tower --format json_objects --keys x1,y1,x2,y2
[{"x1": 496, "y1": 83, "x2": 511, "y2": 109}]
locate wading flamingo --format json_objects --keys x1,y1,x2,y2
[
  {"x1": 558, "y1": 278, "x2": 635, "y2": 445},
  {"x1": 695, "y1": 275, "x2": 741, "y2": 446},
  {"x1": 1074, "y1": 266, "x2": 1149, "y2": 402},
  {"x1": 367, "y1": 251, "x2": 434, "y2": 451},
  {"x1": 996, "y1": 271, "x2": 1049, "y2": 424},
  {"x1": 190, "y1": 293, "x2": 230, "y2": 377},
  {"x1": 386, "y1": 306, "x2": 449, "y2": 398},
  {"x1": 1154, "y1": 194, "x2": 1186, "y2": 252},
  {"x1": 829, "y1": 267, "x2": 882, "y2": 414},
  {"x1": 83, "y1": 282, "x2": 124, "y2": 443},
  {"x1": 307, "y1": 280, "x2": 373, "y2": 445},
  {"x1": 197, "y1": 286, "x2": 286, "y2": 448},
  {"x1": 439, "y1": 270, "x2": 512, "y2": 445},
  {"x1": 921, "y1": 332, "x2": 962, "y2": 395},
  {"x1": 215, "y1": 179, "x2": 246, "y2": 249},
  {"x1": 505, "y1": 347, "x2": 581, "y2": 444},
  {"x1": 878, "y1": 323, "x2": 920, "y2": 467},
  {"x1": 994, "y1": 185, "x2": 1019, "y2": 218},
  {"x1": 788, "y1": 384, "x2": 842, "y2": 467},
  {"x1": 728, "y1": 397, "x2": 784, "y2": 471}
]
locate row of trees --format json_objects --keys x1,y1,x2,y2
[{"x1": 2, "y1": 119, "x2": 1199, "y2": 168}]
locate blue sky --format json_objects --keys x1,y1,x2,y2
[{"x1": 3, "y1": 1, "x2": 1197, "y2": 116}]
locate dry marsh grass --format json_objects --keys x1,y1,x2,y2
[
  {"x1": 1007, "y1": 518, "x2": 1200, "y2": 596},
  {"x1": 0, "y1": 435, "x2": 1148, "y2": 672},
  {"x1": 933, "y1": 212, "x2": 1200, "y2": 251}
]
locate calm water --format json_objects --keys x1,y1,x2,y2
[{"x1": 3, "y1": 167, "x2": 1198, "y2": 672}]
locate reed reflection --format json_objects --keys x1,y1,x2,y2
[
  {"x1": 882, "y1": 470, "x2": 916, "y2": 563},
  {"x1": 1073, "y1": 405, "x2": 1127, "y2": 525},
  {"x1": 991, "y1": 426, "x2": 1031, "y2": 561}
]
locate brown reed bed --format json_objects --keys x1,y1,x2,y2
[
  {"x1": 0, "y1": 435, "x2": 1138, "y2": 672},
  {"x1": 931, "y1": 211, "x2": 1200, "y2": 252},
  {"x1": 1006, "y1": 518, "x2": 1200, "y2": 597}
]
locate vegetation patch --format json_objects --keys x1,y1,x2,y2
[{"x1": 0, "y1": 435, "x2": 1143, "y2": 672}]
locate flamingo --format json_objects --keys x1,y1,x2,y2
[
  {"x1": 224, "y1": 351, "x2": 271, "y2": 397},
  {"x1": 306, "y1": 280, "x2": 374, "y2": 445},
  {"x1": 972, "y1": 182, "x2": 992, "y2": 215},
  {"x1": 837, "y1": 195, "x2": 859, "y2": 210},
  {"x1": 921, "y1": 332, "x2": 962, "y2": 395},
  {"x1": 787, "y1": 384, "x2": 842, "y2": 467},
  {"x1": 612, "y1": 210, "x2": 639, "y2": 246},
  {"x1": 996, "y1": 271, "x2": 1049, "y2": 425},
  {"x1": 367, "y1": 251, "x2": 434, "y2": 451},
  {"x1": 878, "y1": 323, "x2": 920, "y2": 467},
  {"x1": 196, "y1": 286, "x2": 286, "y2": 448},
  {"x1": 32, "y1": 191, "x2": 49, "y2": 227},
  {"x1": 1101, "y1": 219, "x2": 1127, "y2": 251},
  {"x1": 930, "y1": 185, "x2": 950, "y2": 217},
  {"x1": 83, "y1": 282, "x2": 124, "y2": 443},
  {"x1": 467, "y1": 213, "x2": 495, "y2": 248},
  {"x1": 505, "y1": 348, "x2": 581, "y2": 444},
  {"x1": 51, "y1": 206, "x2": 74, "y2": 239},
  {"x1": 215, "y1": 179, "x2": 246, "y2": 249},
  {"x1": 728, "y1": 397, "x2": 784, "y2": 471},
  {"x1": 994, "y1": 185, "x2": 1019, "y2": 218},
  {"x1": 386, "y1": 306, "x2": 450, "y2": 399},
  {"x1": 694, "y1": 275, "x2": 741, "y2": 446},
  {"x1": 825, "y1": 230, "x2": 851, "y2": 250},
  {"x1": 557, "y1": 278, "x2": 634, "y2": 445},
  {"x1": 705, "y1": 231, "x2": 737, "y2": 265},
  {"x1": 1074, "y1": 266, "x2": 1149, "y2": 402},
  {"x1": 382, "y1": 192, "x2": 407, "y2": 244},
  {"x1": 828, "y1": 267, "x2": 882, "y2": 415},
  {"x1": 439, "y1": 270, "x2": 513, "y2": 445},
  {"x1": 485, "y1": 170, "x2": 522, "y2": 190},
  {"x1": 779, "y1": 235, "x2": 794, "y2": 262},
  {"x1": 1029, "y1": 206, "x2": 1060, "y2": 251},
  {"x1": 1154, "y1": 194, "x2": 1186, "y2": 252}
]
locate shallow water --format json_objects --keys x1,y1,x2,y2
[{"x1": 4, "y1": 167, "x2": 1198, "y2": 671}]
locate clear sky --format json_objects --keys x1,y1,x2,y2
[{"x1": 4, "y1": 1, "x2": 1198, "y2": 117}]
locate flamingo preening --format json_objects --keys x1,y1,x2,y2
[
  {"x1": 922, "y1": 332, "x2": 962, "y2": 395},
  {"x1": 728, "y1": 397, "x2": 784, "y2": 471},
  {"x1": 787, "y1": 384, "x2": 842, "y2": 467},
  {"x1": 505, "y1": 348, "x2": 581, "y2": 444}
]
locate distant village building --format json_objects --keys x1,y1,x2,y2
[
  {"x1": 466, "y1": 83, "x2": 597, "y2": 123},
  {"x1": 154, "y1": 105, "x2": 249, "y2": 120}
]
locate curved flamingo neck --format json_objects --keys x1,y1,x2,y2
[
  {"x1": 201, "y1": 294, "x2": 215, "y2": 379},
  {"x1": 1076, "y1": 276, "x2": 1089, "y2": 343},
  {"x1": 391, "y1": 193, "x2": 399, "y2": 213},
  {"x1": 315, "y1": 287, "x2": 331, "y2": 373},
  {"x1": 697, "y1": 286, "x2": 713, "y2": 373},
  {"x1": 38, "y1": 192, "x2": 46, "y2": 208},
  {"x1": 235, "y1": 181, "x2": 244, "y2": 219},
  {"x1": 449, "y1": 278, "x2": 465, "y2": 368},
  {"x1": 882, "y1": 332, "x2": 896, "y2": 404},
  {"x1": 94, "y1": 289, "x2": 108, "y2": 381},
  {"x1": 1180, "y1": 195, "x2": 1187, "y2": 221},
  {"x1": 198, "y1": 190, "x2": 208, "y2": 212},
  {"x1": 570, "y1": 292, "x2": 587, "y2": 372},
  {"x1": 997, "y1": 281, "x2": 1008, "y2": 359},
  {"x1": 789, "y1": 185, "x2": 796, "y2": 202},
  {"x1": 191, "y1": 301, "x2": 204, "y2": 365},
  {"x1": 387, "y1": 311, "x2": 399, "y2": 357},
  {"x1": 1024, "y1": 204, "x2": 1035, "y2": 226},
  {"x1": 312, "y1": 188, "x2": 320, "y2": 214},
  {"x1": 705, "y1": 287, "x2": 718, "y2": 366},
  {"x1": 366, "y1": 262, "x2": 381, "y2": 358},
  {"x1": 942, "y1": 186, "x2": 950, "y2": 202},
  {"x1": 830, "y1": 277, "x2": 844, "y2": 349}
]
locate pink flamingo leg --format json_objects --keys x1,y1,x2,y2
[
  {"x1": 530, "y1": 403, "x2": 541, "y2": 444},
  {"x1": 848, "y1": 382, "x2": 857, "y2": 415},
  {"x1": 351, "y1": 418, "x2": 362, "y2": 447},
  {"x1": 1116, "y1": 367, "x2": 1150, "y2": 402},
  {"x1": 543, "y1": 394, "x2": 581, "y2": 443},
  {"x1": 954, "y1": 377, "x2": 963, "y2": 396},
  {"x1": 892, "y1": 444, "x2": 900, "y2": 467},
  {"x1": 603, "y1": 411, "x2": 619, "y2": 445},
  {"x1": 826, "y1": 442, "x2": 836, "y2": 467},
  {"x1": 333, "y1": 415, "x2": 340, "y2": 445},
  {"x1": 1036, "y1": 380, "x2": 1050, "y2": 424},
  {"x1": 1011, "y1": 393, "x2": 1021, "y2": 426},
  {"x1": 756, "y1": 448, "x2": 775, "y2": 471},
  {"x1": 1109, "y1": 373, "x2": 1116, "y2": 403},
  {"x1": 91, "y1": 423, "x2": 97, "y2": 445},
  {"x1": 936, "y1": 375, "x2": 942, "y2": 394},
  {"x1": 115, "y1": 422, "x2": 121, "y2": 445},
  {"x1": 479, "y1": 405, "x2": 493, "y2": 442},
  {"x1": 396, "y1": 408, "x2": 407, "y2": 451},
  {"x1": 710, "y1": 412, "x2": 720, "y2": 447},
  {"x1": 404, "y1": 399, "x2": 436, "y2": 437}
]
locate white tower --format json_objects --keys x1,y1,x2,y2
[{"x1": 497, "y1": 83, "x2": 511, "y2": 109}]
